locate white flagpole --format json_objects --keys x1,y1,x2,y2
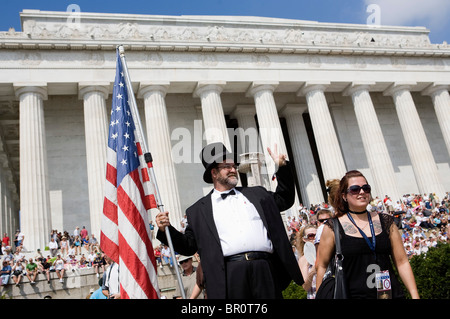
[{"x1": 117, "y1": 45, "x2": 186, "y2": 299}]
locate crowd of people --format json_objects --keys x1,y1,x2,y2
[
  {"x1": 286, "y1": 191, "x2": 449, "y2": 298},
  {"x1": 1, "y1": 189, "x2": 449, "y2": 297},
  {"x1": 1, "y1": 226, "x2": 107, "y2": 288}
]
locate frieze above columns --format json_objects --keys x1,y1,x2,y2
[{"x1": 1, "y1": 10, "x2": 449, "y2": 58}]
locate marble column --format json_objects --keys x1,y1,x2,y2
[
  {"x1": 298, "y1": 82, "x2": 346, "y2": 182},
  {"x1": 15, "y1": 84, "x2": 51, "y2": 252},
  {"x1": 247, "y1": 82, "x2": 298, "y2": 218},
  {"x1": 231, "y1": 105, "x2": 270, "y2": 190},
  {"x1": 231, "y1": 105, "x2": 261, "y2": 154},
  {"x1": 384, "y1": 82, "x2": 445, "y2": 196},
  {"x1": 79, "y1": 83, "x2": 109, "y2": 238},
  {"x1": 194, "y1": 81, "x2": 231, "y2": 151},
  {"x1": 344, "y1": 83, "x2": 400, "y2": 200},
  {"x1": 281, "y1": 104, "x2": 324, "y2": 207},
  {"x1": 138, "y1": 83, "x2": 183, "y2": 230},
  {"x1": 422, "y1": 83, "x2": 450, "y2": 158},
  {"x1": 247, "y1": 82, "x2": 289, "y2": 182}
]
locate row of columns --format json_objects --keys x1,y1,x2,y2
[{"x1": 13, "y1": 81, "x2": 449, "y2": 252}]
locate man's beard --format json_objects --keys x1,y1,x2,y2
[{"x1": 216, "y1": 173, "x2": 239, "y2": 188}]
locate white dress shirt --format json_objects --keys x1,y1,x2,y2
[{"x1": 211, "y1": 188, "x2": 273, "y2": 257}]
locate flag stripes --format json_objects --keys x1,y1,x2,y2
[{"x1": 100, "y1": 47, "x2": 160, "y2": 299}]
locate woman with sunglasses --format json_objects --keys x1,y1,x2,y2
[
  {"x1": 296, "y1": 224, "x2": 318, "y2": 299},
  {"x1": 316, "y1": 170, "x2": 419, "y2": 299}
]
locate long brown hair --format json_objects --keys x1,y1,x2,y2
[
  {"x1": 326, "y1": 170, "x2": 369, "y2": 217},
  {"x1": 295, "y1": 224, "x2": 317, "y2": 256}
]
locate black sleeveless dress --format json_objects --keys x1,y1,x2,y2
[{"x1": 326, "y1": 214, "x2": 405, "y2": 299}]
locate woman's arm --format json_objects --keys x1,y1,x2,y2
[
  {"x1": 315, "y1": 225, "x2": 335, "y2": 289},
  {"x1": 389, "y1": 223, "x2": 420, "y2": 299}
]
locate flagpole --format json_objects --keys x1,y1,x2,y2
[{"x1": 117, "y1": 45, "x2": 186, "y2": 299}]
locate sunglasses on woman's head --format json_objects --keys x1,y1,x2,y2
[{"x1": 347, "y1": 184, "x2": 371, "y2": 195}]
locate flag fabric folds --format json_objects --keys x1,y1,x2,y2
[{"x1": 101, "y1": 48, "x2": 160, "y2": 299}]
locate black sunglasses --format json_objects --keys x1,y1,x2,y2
[{"x1": 347, "y1": 184, "x2": 371, "y2": 195}]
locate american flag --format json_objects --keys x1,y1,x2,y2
[{"x1": 101, "y1": 48, "x2": 160, "y2": 299}]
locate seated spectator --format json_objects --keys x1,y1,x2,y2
[
  {"x1": 11, "y1": 261, "x2": 24, "y2": 287},
  {"x1": 89, "y1": 234, "x2": 99, "y2": 252},
  {"x1": 78, "y1": 254, "x2": 88, "y2": 268},
  {"x1": 87, "y1": 250, "x2": 96, "y2": 267},
  {"x1": 68, "y1": 244, "x2": 76, "y2": 257},
  {"x1": 0, "y1": 260, "x2": 12, "y2": 286},
  {"x1": 73, "y1": 236, "x2": 81, "y2": 255},
  {"x1": 25, "y1": 258, "x2": 38, "y2": 284},
  {"x1": 82, "y1": 236, "x2": 90, "y2": 252},
  {"x1": 53, "y1": 254, "x2": 66, "y2": 283},
  {"x1": 37, "y1": 256, "x2": 51, "y2": 283},
  {"x1": 93, "y1": 252, "x2": 105, "y2": 278},
  {"x1": 48, "y1": 238, "x2": 59, "y2": 257},
  {"x1": 66, "y1": 254, "x2": 78, "y2": 271}
]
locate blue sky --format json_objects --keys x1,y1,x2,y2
[{"x1": 1, "y1": 0, "x2": 449, "y2": 44}]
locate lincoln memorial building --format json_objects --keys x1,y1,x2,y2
[{"x1": 0, "y1": 10, "x2": 449, "y2": 252}]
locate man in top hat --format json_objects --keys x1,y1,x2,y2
[{"x1": 156, "y1": 142, "x2": 303, "y2": 299}]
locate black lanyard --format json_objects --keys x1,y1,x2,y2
[{"x1": 347, "y1": 211, "x2": 376, "y2": 254}]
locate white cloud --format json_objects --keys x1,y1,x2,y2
[{"x1": 364, "y1": 0, "x2": 450, "y2": 29}]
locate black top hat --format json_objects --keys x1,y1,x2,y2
[{"x1": 200, "y1": 142, "x2": 235, "y2": 183}]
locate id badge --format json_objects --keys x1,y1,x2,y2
[{"x1": 375, "y1": 270, "x2": 392, "y2": 299}]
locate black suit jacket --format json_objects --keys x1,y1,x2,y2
[{"x1": 157, "y1": 163, "x2": 304, "y2": 298}]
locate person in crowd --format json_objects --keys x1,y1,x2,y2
[
  {"x1": 37, "y1": 256, "x2": 51, "y2": 283},
  {"x1": 60, "y1": 236, "x2": 69, "y2": 257},
  {"x1": 178, "y1": 255, "x2": 204, "y2": 299},
  {"x1": 53, "y1": 254, "x2": 66, "y2": 283},
  {"x1": 80, "y1": 226, "x2": 88, "y2": 240},
  {"x1": 89, "y1": 234, "x2": 99, "y2": 252},
  {"x1": 11, "y1": 260, "x2": 24, "y2": 287},
  {"x1": 156, "y1": 142, "x2": 303, "y2": 299},
  {"x1": 73, "y1": 236, "x2": 81, "y2": 255},
  {"x1": 25, "y1": 257, "x2": 38, "y2": 284},
  {"x1": 316, "y1": 170, "x2": 419, "y2": 299},
  {"x1": 102, "y1": 255, "x2": 120, "y2": 299},
  {"x1": 154, "y1": 245, "x2": 162, "y2": 269},
  {"x1": 0, "y1": 260, "x2": 12, "y2": 286},
  {"x1": 161, "y1": 244, "x2": 173, "y2": 267},
  {"x1": 93, "y1": 252, "x2": 105, "y2": 278},
  {"x1": 296, "y1": 224, "x2": 317, "y2": 299},
  {"x1": 48, "y1": 238, "x2": 59, "y2": 257},
  {"x1": 2, "y1": 233, "x2": 10, "y2": 248}
]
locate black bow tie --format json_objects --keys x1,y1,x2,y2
[{"x1": 221, "y1": 190, "x2": 235, "y2": 200}]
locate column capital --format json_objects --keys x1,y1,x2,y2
[
  {"x1": 297, "y1": 81, "x2": 330, "y2": 96},
  {"x1": 138, "y1": 82, "x2": 170, "y2": 99},
  {"x1": 193, "y1": 81, "x2": 226, "y2": 98},
  {"x1": 343, "y1": 81, "x2": 376, "y2": 96},
  {"x1": 78, "y1": 82, "x2": 110, "y2": 100},
  {"x1": 383, "y1": 82, "x2": 417, "y2": 96},
  {"x1": 231, "y1": 104, "x2": 256, "y2": 119},
  {"x1": 421, "y1": 82, "x2": 450, "y2": 97},
  {"x1": 280, "y1": 104, "x2": 308, "y2": 117},
  {"x1": 246, "y1": 81, "x2": 279, "y2": 97},
  {"x1": 14, "y1": 83, "x2": 48, "y2": 100}
]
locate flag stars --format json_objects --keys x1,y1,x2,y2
[
  {"x1": 124, "y1": 132, "x2": 130, "y2": 139},
  {"x1": 120, "y1": 159, "x2": 127, "y2": 166},
  {"x1": 122, "y1": 145, "x2": 129, "y2": 152}
]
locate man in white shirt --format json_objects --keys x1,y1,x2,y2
[
  {"x1": 156, "y1": 142, "x2": 303, "y2": 299},
  {"x1": 102, "y1": 255, "x2": 120, "y2": 299},
  {"x1": 48, "y1": 238, "x2": 59, "y2": 257}
]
